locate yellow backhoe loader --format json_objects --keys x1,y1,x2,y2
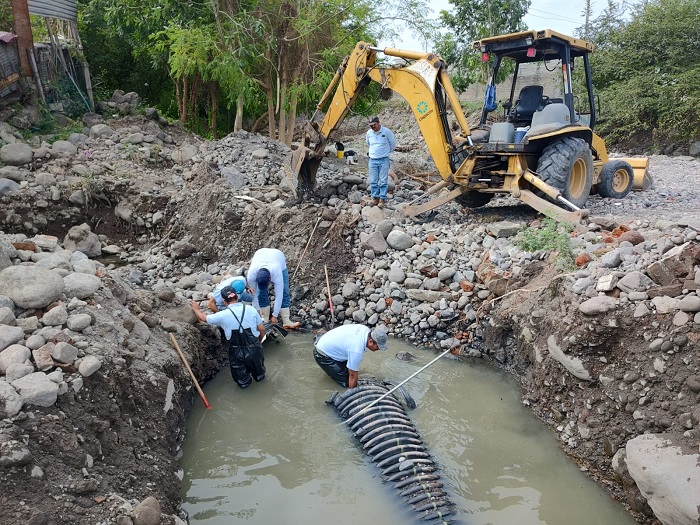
[{"x1": 292, "y1": 30, "x2": 651, "y2": 222}]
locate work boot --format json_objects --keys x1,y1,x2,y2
[
  {"x1": 259, "y1": 306, "x2": 270, "y2": 323},
  {"x1": 378, "y1": 199, "x2": 386, "y2": 208},
  {"x1": 371, "y1": 197, "x2": 379, "y2": 206},
  {"x1": 279, "y1": 307, "x2": 301, "y2": 329}
]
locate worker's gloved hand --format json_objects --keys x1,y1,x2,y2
[{"x1": 271, "y1": 316, "x2": 278, "y2": 325}]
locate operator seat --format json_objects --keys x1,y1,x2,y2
[{"x1": 511, "y1": 85, "x2": 545, "y2": 121}]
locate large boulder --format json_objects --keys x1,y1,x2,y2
[
  {"x1": 63, "y1": 273, "x2": 101, "y2": 300},
  {"x1": 0, "y1": 142, "x2": 33, "y2": 166},
  {"x1": 0, "y1": 266, "x2": 65, "y2": 309}
]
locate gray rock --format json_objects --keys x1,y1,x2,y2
[
  {"x1": 5, "y1": 362, "x2": 35, "y2": 384},
  {"x1": 376, "y1": 219, "x2": 394, "y2": 239},
  {"x1": 579, "y1": 296, "x2": 617, "y2": 315},
  {"x1": 600, "y1": 250, "x2": 622, "y2": 268},
  {"x1": 51, "y1": 140, "x2": 78, "y2": 156},
  {"x1": 651, "y1": 296, "x2": 680, "y2": 314},
  {"x1": 89, "y1": 124, "x2": 113, "y2": 139},
  {"x1": 132, "y1": 496, "x2": 161, "y2": 525},
  {"x1": 0, "y1": 266, "x2": 65, "y2": 309},
  {"x1": 342, "y1": 283, "x2": 360, "y2": 299},
  {"x1": 67, "y1": 314, "x2": 92, "y2": 332},
  {"x1": 0, "y1": 178, "x2": 20, "y2": 194},
  {"x1": 51, "y1": 342, "x2": 78, "y2": 364},
  {"x1": 624, "y1": 434, "x2": 700, "y2": 525},
  {"x1": 387, "y1": 267, "x2": 406, "y2": 284},
  {"x1": 386, "y1": 230, "x2": 413, "y2": 250},
  {"x1": 41, "y1": 304, "x2": 68, "y2": 326},
  {"x1": 0, "y1": 142, "x2": 33, "y2": 166},
  {"x1": 617, "y1": 271, "x2": 656, "y2": 293},
  {"x1": 63, "y1": 223, "x2": 102, "y2": 258},
  {"x1": 405, "y1": 289, "x2": 450, "y2": 302},
  {"x1": 0, "y1": 306, "x2": 15, "y2": 326},
  {"x1": 12, "y1": 372, "x2": 59, "y2": 407},
  {"x1": 0, "y1": 344, "x2": 32, "y2": 374},
  {"x1": 63, "y1": 273, "x2": 101, "y2": 300},
  {"x1": 79, "y1": 355, "x2": 102, "y2": 377},
  {"x1": 0, "y1": 439, "x2": 31, "y2": 466},
  {"x1": 437, "y1": 267, "x2": 457, "y2": 282},
  {"x1": 0, "y1": 381, "x2": 23, "y2": 418},
  {"x1": 678, "y1": 295, "x2": 700, "y2": 312},
  {"x1": 72, "y1": 258, "x2": 97, "y2": 275},
  {"x1": 487, "y1": 221, "x2": 520, "y2": 238},
  {"x1": 361, "y1": 231, "x2": 388, "y2": 254}
]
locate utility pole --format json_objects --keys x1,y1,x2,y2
[
  {"x1": 10, "y1": 0, "x2": 34, "y2": 78},
  {"x1": 584, "y1": 0, "x2": 591, "y2": 38}
]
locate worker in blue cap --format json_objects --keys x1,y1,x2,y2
[{"x1": 247, "y1": 248, "x2": 300, "y2": 329}]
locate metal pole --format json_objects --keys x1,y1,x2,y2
[{"x1": 342, "y1": 348, "x2": 453, "y2": 427}]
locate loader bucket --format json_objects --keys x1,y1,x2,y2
[
  {"x1": 291, "y1": 146, "x2": 322, "y2": 193},
  {"x1": 620, "y1": 157, "x2": 652, "y2": 191}
]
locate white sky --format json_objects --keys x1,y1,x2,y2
[{"x1": 390, "y1": 0, "x2": 605, "y2": 50}]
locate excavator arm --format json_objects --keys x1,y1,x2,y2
[{"x1": 292, "y1": 41, "x2": 475, "y2": 192}]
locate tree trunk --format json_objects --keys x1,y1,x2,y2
[
  {"x1": 234, "y1": 92, "x2": 244, "y2": 132},
  {"x1": 211, "y1": 85, "x2": 218, "y2": 140},
  {"x1": 278, "y1": 82, "x2": 287, "y2": 145},
  {"x1": 265, "y1": 47, "x2": 276, "y2": 139},
  {"x1": 10, "y1": 0, "x2": 33, "y2": 78},
  {"x1": 180, "y1": 76, "x2": 188, "y2": 123},
  {"x1": 251, "y1": 111, "x2": 268, "y2": 133},
  {"x1": 284, "y1": 88, "x2": 298, "y2": 145}
]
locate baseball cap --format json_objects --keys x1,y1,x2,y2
[
  {"x1": 370, "y1": 327, "x2": 388, "y2": 351},
  {"x1": 231, "y1": 277, "x2": 246, "y2": 294},
  {"x1": 368, "y1": 116, "x2": 380, "y2": 125},
  {"x1": 220, "y1": 285, "x2": 238, "y2": 303},
  {"x1": 256, "y1": 268, "x2": 271, "y2": 287}
]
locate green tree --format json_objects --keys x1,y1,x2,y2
[
  {"x1": 435, "y1": 0, "x2": 532, "y2": 92},
  {"x1": 588, "y1": 0, "x2": 700, "y2": 146}
]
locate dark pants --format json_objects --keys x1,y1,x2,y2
[
  {"x1": 313, "y1": 347, "x2": 349, "y2": 387},
  {"x1": 228, "y1": 330, "x2": 265, "y2": 389}
]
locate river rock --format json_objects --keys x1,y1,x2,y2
[
  {"x1": 132, "y1": 496, "x2": 161, "y2": 525},
  {"x1": 51, "y1": 140, "x2": 78, "y2": 156},
  {"x1": 0, "y1": 344, "x2": 31, "y2": 374},
  {"x1": 579, "y1": 296, "x2": 617, "y2": 315},
  {"x1": 0, "y1": 381, "x2": 23, "y2": 418},
  {"x1": 624, "y1": 434, "x2": 700, "y2": 525},
  {"x1": 79, "y1": 355, "x2": 102, "y2": 377},
  {"x1": 0, "y1": 439, "x2": 31, "y2": 467},
  {"x1": 12, "y1": 372, "x2": 59, "y2": 407},
  {"x1": 0, "y1": 143, "x2": 33, "y2": 166},
  {"x1": 41, "y1": 304, "x2": 68, "y2": 326},
  {"x1": 386, "y1": 230, "x2": 413, "y2": 250},
  {"x1": 63, "y1": 224, "x2": 102, "y2": 258},
  {"x1": 5, "y1": 362, "x2": 34, "y2": 384},
  {"x1": 63, "y1": 273, "x2": 102, "y2": 299},
  {"x1": 67, "y1": 314, "x2": 92, "y2": 332},
  {"x1": 0, "y1": 266, "x2": 65, "y2": 309},
  {"x1": 51, "y1": 342, "x2": 78, "y2": 364}
]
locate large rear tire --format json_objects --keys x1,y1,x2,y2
[
  {"x1": 597, "y1": 160, "x2": 634, "y2": 199},
  {"x1": 536, "y1": 137, "x2": 593, "y2": 208},
  {"x1": 456, "y1": 191, "x2": 494, "y2": 208}
]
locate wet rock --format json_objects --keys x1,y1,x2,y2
[{"x1": 395, "y1": 351, "x2": 416, "y2": 362}]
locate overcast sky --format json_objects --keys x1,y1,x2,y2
[{"x1": 390, "y1": 0, "x2": 604, "y2": 50}]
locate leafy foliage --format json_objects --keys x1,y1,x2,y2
[
  {"x1": 587, "y1": 0, "x2": 700, "y2": 146},
  {"x1": 516, "y1": 218, "x2": 575, "y2": 270},
  {"x1": 435, "y1": 0, "x2": 531, "y2": 92}
]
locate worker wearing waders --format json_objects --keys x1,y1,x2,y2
[
  {"x1": 247, "y1": 248, "x2": 300, "y2": 329},
  {"x1": 192, "y1": 286, "x2": 266, "y2": 388},
  {"x1": 313, "y1": 324, "x2": 388, "y2": 388}
]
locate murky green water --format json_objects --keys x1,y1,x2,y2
[{"x1": 179, "y1": 333, "x2": 636, "y2": 525}]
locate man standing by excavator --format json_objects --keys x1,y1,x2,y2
[
  {"x1": 247, "y1": 248, "x2": 300, "y2": 329},
  {"x1": 366, "y1": 116, "x2": 396, "y2": 208}
]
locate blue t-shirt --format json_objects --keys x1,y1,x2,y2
[
  {"x1": 316, "y1": 324, "x2": 370, "y2": 372},
  {"x1": 206, "y1": 304, "x2": 262, "y2": 340}
]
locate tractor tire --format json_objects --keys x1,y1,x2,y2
[
  {"x1": 597, "y1": 160, "x2": 634, "y2": 199},
  {"x1": 536, "y1": 137, "x2": 593, "y2": 208},
  {"x1": 456, "y1": 191, "x2": 494, "y2": 208}
]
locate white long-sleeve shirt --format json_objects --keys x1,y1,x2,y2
[{"x1": 247, "y1": 248, "x2": 286, "y2": 316}]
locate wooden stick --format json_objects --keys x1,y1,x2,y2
[
  {"x1": 324, "y1": 264, "x2": 335, "y2": 327},
  {"x1": 292, "y1": 216, "x2": 322, "y2": 279},
  {"x1": 169, "y1": 333, "x2": 211, "y2": 409}
]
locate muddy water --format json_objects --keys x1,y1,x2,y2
[{"x1": 179, "y1": 333, "x2": 636, "y2": 525}]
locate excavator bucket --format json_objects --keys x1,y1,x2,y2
[
  {"x1": 620, "y1": 157, "x2": 653, "y2": 191},
  {"x1": 291, "y1": 146, "x2": 323, "y2": 193}
]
